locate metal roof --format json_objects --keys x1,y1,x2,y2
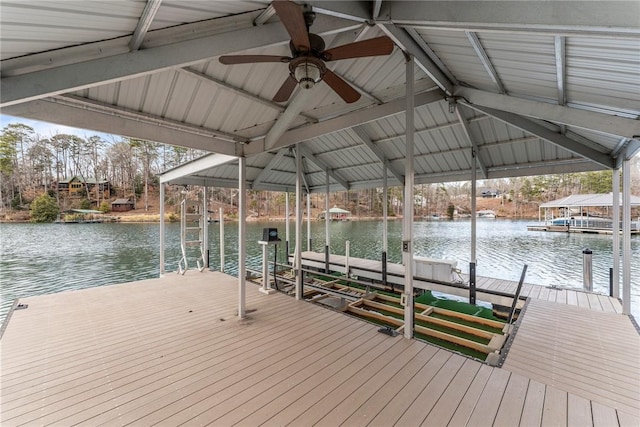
[
  {"x1": 540, "y1": 193, "x2": 640, "y2": 208},
  {"x1": 2, "y1": 1, "x2": 639, "y2": 192}
]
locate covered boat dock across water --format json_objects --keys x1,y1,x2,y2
[{"x1": 529, "y1": 193, "x2": 640, "y2": 234}]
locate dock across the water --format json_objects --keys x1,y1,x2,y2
[{"x1": 527, "y1": 218, "x2": 640, "y2": 235}]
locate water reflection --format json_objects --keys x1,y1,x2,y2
[{"x1": 1, "y1": 219, "x2": 637, "y2": 323}]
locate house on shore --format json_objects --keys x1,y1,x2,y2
[
  {"x1": 53, "y1": 176, "x2": 111, "y2": 201},
  {"x1": 111, "y1": 198, "x2": 135, "y2": 212}
]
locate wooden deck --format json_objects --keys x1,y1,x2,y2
[
  {"x1": 1, "y1": 271, "x2": 638, "y2": 426},
  {"x1": 502, "y1": 298, "x2": 640, "y2": 416},
  {"x1": 298, "y1": 251, "x2": 624, "y2": 313}
]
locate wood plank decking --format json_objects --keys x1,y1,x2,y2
[
  {"x1": 1, "y1": 271, "x2": 638, "y2": 426},
  {"x1": 502, "y1": 299, "x2": 640, "y2": 416}
]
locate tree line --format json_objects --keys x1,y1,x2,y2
[
  {"x1": 0, "y1": 123, "x2": 206, "y2": 214},
  {"x1": 1, "y1": 122, "x2": 638, "y2": 222}
]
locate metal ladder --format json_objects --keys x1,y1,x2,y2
[{"x1": 178, "y1": 198, "x2": 206, "y2": 274}]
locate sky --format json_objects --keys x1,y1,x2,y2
[{"x1": 0, "y1": 114, "x2": 118, "y2": 142}]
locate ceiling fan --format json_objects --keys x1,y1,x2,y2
[{"x1": 219, "y1": 0, "x2": 394, "y2": 104}]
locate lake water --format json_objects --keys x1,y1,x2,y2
[{"x1": 1, "y1": 219, "x2": 638, "y2": 323}]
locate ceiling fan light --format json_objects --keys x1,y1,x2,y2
[{"x1": 294, "y1": 62, "x2": 321, "y2": 89}]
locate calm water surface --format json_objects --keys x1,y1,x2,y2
[{"x1": 1, "y1": 219, "x2": 638, "y2": 323}]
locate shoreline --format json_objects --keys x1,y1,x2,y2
[{"x1": 0, "y1": 214, "x2": 540, "y2": 224}]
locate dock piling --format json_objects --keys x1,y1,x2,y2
[{"x1": 583, "y1": 248, "x2": 593, "y2": 292}]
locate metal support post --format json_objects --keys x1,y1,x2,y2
[
  {"x1": 325, "y1": 245, "x2": 330, "y2": 274},
  {"x1": 622, "y1": 158, "x2": 631, "y2": 314},
  {"x1": 258, "y1": 241, "x2": 276, "y2": 295},
  {"x1": 345, "y1": 240, "x2": 350, "y2": 277},
  {"x1": 307, "y1": 193, "x2": 311, "y2": 251},
  {"x1": 325, "y1": 171, "x2": 330, "y2": 273},
  {"x1": 203, "y1": 186, "x2": 209, "y2": 268},
  {"x1": 285, "y1": 191, "x2": 290, "y2": 264},
  {"x1": 469, "y1": 262, "x2": 476, "y2": 305},
  {"x1": 402, "y1": 54, "x2": 415, "y2": 339},
  {"x1": 612, "y1": 168, "x2": 620, "y2": 298},
  {"x1": 382, "y1": 251, "x2": 388, "y2": 289},
  {"x1": 159, "y1": 182, "x2": 165, "y2": 275},
  {"x1": 295, "y1": 147, "x2": 303, "y2": 300},
  {"x1": 238, "y1": 156, "x2": 247, "y2": 318},
  {"x1": 219, "y1": 207, "x2": 225, "y2": 273}
]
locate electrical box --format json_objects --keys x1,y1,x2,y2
[{"x1": 262, "y1": 228, "x2": 280, "y2": 242}]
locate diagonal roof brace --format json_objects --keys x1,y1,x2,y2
[
  {"x1": 129, "y1": 0, "x2": 163, "y2": 51},
  {"x1": 465, "y1": 31, "x2": 506, "y2": 94},
  {"x1": 246, "y1": 89, "x2": 445, "y2": 155},
  {"x1": 1, "y1": 14, "x2": 360, "y2": 107},
  {"x1": 614, "y1": 139, "x2": 640, "y2": 169},
  {"x1": 462, "y1": 102, "x2": 614, "y2": 169},
  {"x1": 291, "y1": 147, "x2": 311, "y2": 194},
  {"x1": 252, "y1": 148, "x2": 289, "y2": 188},
  {"x1": 455, "y1": 105, "x2": 488, "y2": 179},
  {"x1": 351, "y1": 126, "x2": 404, "y2": 184},
  {"x1": 454, "y1": 87, "x2": 640, "y2": 139},
  {"x1": 179, "y1": 68, "x2": 317, "y2": 124},
  {"x1": 379, "y1": 24, "x2": 454, "y2": 95},
  {"x1": 297, "y1": 145, "x2": 350, "y2": 190}
]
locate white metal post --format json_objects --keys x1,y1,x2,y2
[
  {"x1": 325, "y1": 171, "x2": 330, "y2": 248},
  {"x1": 285, "y1": 191, "x2": 290, "y2": 255},
  {"x1": 345, "y1": 240, "x2": 350, "y2": 277},
  {"x1": 471, "y1": 149, "x2": 477, "y2": 263},
  {"x1": 219, "y1": 207, "x2": 225, "y2": 273},
  {"x1": 383, "y1": 162, "x2": 388, "y2": 253},
  {"x1": 403, "y1": 55, "x2": 415, "y2": 339},
  {"x1": 238, "y1": 156, "x2": 247, "y2": 318},
  {"x1": 295, "y1": 147, "x2": 303, "y2": 300},
  {"x1": 612, "y1": 169, "x2": 620, "y2": 298},
  {"x1": 307, "y1": 193, "x2": 311, "y2": 251},
  {"x1": 203, "y1": 186, "x2": 208, "y2": 268},
  {"x1": 622, "y1": 158, "x2": 631, "y2": 314},
  {"x1": 159, "y1": 182, "x2": 165, "y2": 275}
]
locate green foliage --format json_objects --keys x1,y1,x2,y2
[
  {"x1": 99, "y1": 201, "x2": 110, "y2": 213},
  {"x1": 133, "y1": 174, "x2": 143, "y2": 196},
  {"x1": 79, "y1": 198, "x2": 91, "y2": 209},
  {"x1": 11, "y1": 194, "x2": 23, "y2": 210},
  {"x1": 0, "y1": 135, "x2": 17, "y2": 175},
  {"x1": 1, "y1": 124, "x2": 34, "y2": 175},
  {"x1": 447, "y1": 204, "x2": 455, "y2": 220},
  {"x1": 580, "y1": 170, "x2": 612, "y2": 193},
  {"x1": 30, "y1": 193, "x2": 59, "y2": 222}
]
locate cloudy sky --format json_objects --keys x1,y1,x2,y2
[{"x1": 1, "y1": 114, "x2": 117, "y2": 142}]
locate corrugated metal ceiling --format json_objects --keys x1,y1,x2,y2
[{"x1": 1, "y1": 1, "x2": 639, "y2": 192}]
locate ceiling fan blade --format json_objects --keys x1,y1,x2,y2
[
  {"x1": 322, "y1": 36, "x2": 394, "y2": 61},
  {"x1": 272, "y1": 0, "x2": 310, "y2": 52},
  {"x1": 219, "y1": 55, "x2": 290, "y2": 65},
  {"x1": 273, "y1": 75, "x2": 298, "y2": 102},
  {"x1": 322, "y1": 69, "x2": 361, "y2": 104}
]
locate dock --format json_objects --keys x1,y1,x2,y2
[
  {"x1": 527, "y1": 224, "x2": 640, "y2": 235},
  {"x1": 1, "y1": 270, "x2": 638, "y2": 426}
]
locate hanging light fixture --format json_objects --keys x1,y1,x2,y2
[
  {"x1": 289, "y1": 57, "x2": 325, "y2": 90},
  {"x1": 294, "y1": 61, "x2": 321, "y2": 89}
]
